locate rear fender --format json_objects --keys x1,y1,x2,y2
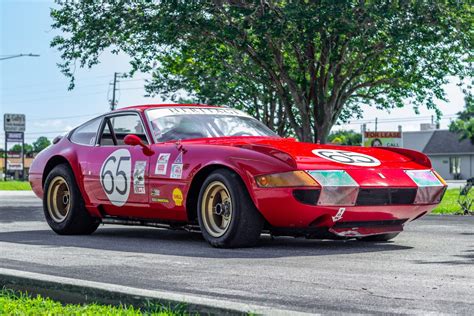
[{"x1": 380, "y1": 147, "x2": 432, "y2": 168}]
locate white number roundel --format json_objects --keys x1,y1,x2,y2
[
  {"x1": 100, "y1": 149, "x2": 132, "y2": 206},
  {"x1": 312, "y1": 149, "x2": 381, "y2": 167}
]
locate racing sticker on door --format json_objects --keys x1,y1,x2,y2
[
  {"x1": 155, "y1": 153, "x2": 170, "y2": 175},
  {"x1": 170, "y1": 152, "x2": 183, "y2": 179},
  {"x1": 312, "y1": 149, "x2": 381, "y2": 167},
  {"x1": 100, "y1": 149, "x2": 132, "y2": 206},
  {"x1": 133, "y1": 161, "x2": 147, "y2": 194}
]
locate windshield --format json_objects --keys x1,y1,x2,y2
[{"x1": 146, "y1": 107, "x2": 278, "y2": 142}]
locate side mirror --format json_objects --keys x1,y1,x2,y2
[{"x1": 124, "y1": 134, "x2": 155, "y2": 156}]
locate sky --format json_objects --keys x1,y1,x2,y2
[{"x1": 0, "y1": 0, "x2": 470, "y2": 148}]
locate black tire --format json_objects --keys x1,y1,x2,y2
[
  {"x1": 358, "y1": 232, "x2": 399, "y2": 242},
  {"x1": 197, "y1": 169, "x2": 264, "y2": 248},
  {"x1": 43, "y1": 164, "x2": 99, "y2": 235}
]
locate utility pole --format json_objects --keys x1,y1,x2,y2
[
  {"x1": 375, "y1": 117, "x2": 378, "y2": 132},
  {"x1": 110, "y1": 72, "x2": 126, "y2": 111}
]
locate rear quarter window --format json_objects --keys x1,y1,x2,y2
[{"x1": 70, "y1": 117, "x2": 102, "y2": 146}]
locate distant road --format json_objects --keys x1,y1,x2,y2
[
  {"x1": 0, "y1": 192, "x2": 473, "y2": 314},
  {"x1": 447, "y1": 180, "x2": 467, "y2": 189}
]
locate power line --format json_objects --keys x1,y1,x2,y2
[
  {"x1": 4, "y1": 90, "x2": 107, "y2": 105},
  {"x1": 28, "y1": 113, "x2": 102, "y2": 121},
  {"x1": 1, "y1": 82, "x2": 111, "y2": 98},
  {"x1": 0, "y1": 74, "x2": 112, "y2": 92},
  {"x1": 0, "y1": 53, "x2": 40, "y2": 61},
  {"x1": 347, "y1": 114, "x2": 458, "y2": 125}
]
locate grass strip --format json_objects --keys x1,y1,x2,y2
[{"x1": 0, "y1": 288, "x2": 185, "y2": 316}]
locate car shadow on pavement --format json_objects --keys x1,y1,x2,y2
[{"x1": 0, "y1": 226, "x2": 413, "y2": 259}]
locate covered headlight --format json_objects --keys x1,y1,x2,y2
[
  {"x1": 405, "y1": 170, "x2": 446, "y2": 204},
  {"x1": 255, "y1": 171, "x2": 319, "y2": 188},
  {"x1": 307, "y1": 170, "x2": 359, "y2": 206}
]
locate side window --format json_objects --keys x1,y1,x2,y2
[
  {"x1": 99, "y1": 114, "x2": 148, "y2": 146},
  {"x1": 70, "y1": 117, "x2": 102, "y2": 146}
]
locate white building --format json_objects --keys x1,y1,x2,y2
[{"x1": 403, "y1": 128, "x2": 474, "y2": 180}]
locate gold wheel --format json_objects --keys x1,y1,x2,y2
[
  {"x1": 46, "y1": 176, "x2": 71, "y2": 223},
  {"x1": 201, "y1": 181, "x2": 233, "y2": 238}
]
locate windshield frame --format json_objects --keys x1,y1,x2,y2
[{"x1": 144, "y1": 107, "x2": 278, "y2": 143}]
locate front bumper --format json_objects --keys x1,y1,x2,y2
[{"x1": 253, "y1": 186, "x2": 441, "y2": 237}]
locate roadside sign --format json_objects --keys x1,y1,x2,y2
[
  {"x1": 4, "y1": 114, "x2": 26, "y2": 132},
  {"x1": 363, "y1": 131, "x2": 403, "y2": 147},
  {"x1": 6, "y1": 152, "x2": 21, "y2": 158},
  {"x1": 7, "y1": 161, "x2": 23, "y2": 171},
  {"x1": 6, "y1": 132, "x2": 24, "y2": 142}
]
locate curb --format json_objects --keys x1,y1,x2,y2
[{"x1": 0, "y1": 268, "x2": 312, "y2": 316}]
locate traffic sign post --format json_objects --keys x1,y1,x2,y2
[{"x1": 3, "y1": 114, "x2": 26, "y2": 181}]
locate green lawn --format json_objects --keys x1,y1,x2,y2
[
  {"x1": 0, "y1": 181, "x2": 467, "y2": 214},
  {"x1": 0, "y1": 181, "x2": 31, "y2": 191},
  {"x1": 432, "y1": 188, "x2": 463, "y2": 215},
  {"x1": 0, "y1": 288, "x2": 183, "y2": 316}
]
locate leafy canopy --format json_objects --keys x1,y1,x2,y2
[
  {"x1": 328, "y1": 130, "x2": 362, "y2": 146},
  {"x1": 51, "y1": 0, "x2": 473, "y2": 142},
  {"x1": 450, "y1": 94, "x2": 474, "y2": 144}
]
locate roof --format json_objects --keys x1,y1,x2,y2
[
  {"x1": 402, "y1": 130, "x2": 434, "y2": 152},
  {"x1": 423, "y1": 130, "x2": 474, "y2": 154},
  {"x1": 118, "y1": 103, "x2": 220, "y2": 112}
]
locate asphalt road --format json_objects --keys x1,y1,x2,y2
[{"x1": 0, "y1": 192, "x2": 473, "y2": 314}]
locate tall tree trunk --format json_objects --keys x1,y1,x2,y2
[{"x1": 313, "y1": 103, "x2": 332, "y2": 144}]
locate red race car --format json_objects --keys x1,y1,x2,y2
[{"x1": 29, "y1": 104, "x2": 447, "y2": 248}]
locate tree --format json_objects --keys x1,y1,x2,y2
[
  {"x1": 51, "y1": 1, "x2": 473, "y2": 143},
  {"x1": 11, "y1": 144, "x2": 33, "y2": 153},
  {"x1": 328, "y1": 130, "x2": 362, "y2": 146},
  {"x1": 32, "y1": 136, "x2": 51, "y2": 153},
  {"x1": 449, "y1": 94, "x2": 474, "y2": 144}
]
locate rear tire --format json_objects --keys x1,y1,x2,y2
[
  {"x1": 358, "y1": 232, "x2": 399, "y2": 242},
  {"x1": 197, "y1": 169, "x2": 264, "y2": 248},
  {"x1": 43, "y1": 164, "x2": 99, "y2": 235}
]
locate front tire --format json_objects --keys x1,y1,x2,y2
[
  {"x1": 43, "y1": 164, "x2": 99, "y2": 235},
  {"x1": 197, "y1": 169, "x2": 264, "y2": 248}
]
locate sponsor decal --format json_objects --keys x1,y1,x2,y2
[
  {"x1": 151, "y1": 188, "x2": 160, "y2": 196},
  {"x1": 174, "y1": 152, "x2": 183, "y2": 164},
  {"x1": 312, "y1": 149, "x2": 381, "y2": 167},
  {"x1": 170, "y1": 152, "x2": 184, "y2": 179},
  {"x1": 332, "y1": 208, "x2": 346, "y2": 222},
  {"x1": 100, "y1": 149, "x2": 132, "y2": 207},
  {"x1": 155, "y1": 153, "x2": 171, "y2": 175},
  {"x1": 133, "y1": 161, "x2": 147, "y2": 194},
  {"x1": 166, "y1": 107, "x2": 248, "y2": 116},
  {"x1": 172, "y1": 188, "x2": 184, "y2": 206},
  {"x1": 170, "y1": 164, "x2": 183, "y2": 179},
  {"x1": 152, "y1": 198, "x2": 169, "y2": 203}
]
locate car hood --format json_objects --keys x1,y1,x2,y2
[{"x1": 192, "y1": 136, "x2": 429, "y2": 170}]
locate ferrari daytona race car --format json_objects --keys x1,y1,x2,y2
[{"x1": 29, "y1": 104, "x2": 447, "y2": 248}]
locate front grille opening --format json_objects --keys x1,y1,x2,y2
[
  {"x1": 356, "y1": 188, "x2": 417, "y2": 206},
  {"x1": 333, "y1": 218, "x2": 408, "y2": 229},
  {"x1": 293, "y1": 189, "x2": 321, "y2": 205}
]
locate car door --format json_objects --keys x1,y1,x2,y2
[{"x1": 83, "y1": 112, "x2": 152, "y2": 218}]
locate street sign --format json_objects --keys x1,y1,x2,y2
[
  {"x1": 4, "y1": 114, "x2": 26, "y2": 132},
  {"x1": 6, "y1": 132, "x2": 24, "y2": 142}
]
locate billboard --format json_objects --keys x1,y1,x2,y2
[{"x1": 363, "y1": 131, "x2": 403, "y2": 147}]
